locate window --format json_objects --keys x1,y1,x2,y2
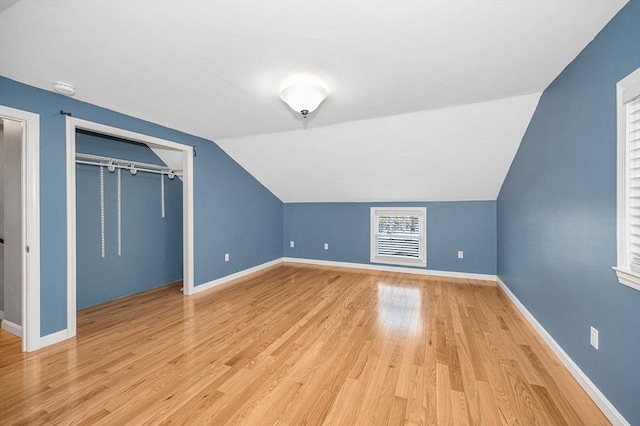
[
  {"x1": 615, "y1": 67, "x2": 640, "y2": 292},
  {"x1": 370, "y1": 207, "x2": 426, "y2": 267}
]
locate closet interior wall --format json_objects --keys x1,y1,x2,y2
[{"x1": 75, "y1": 130, "x2": 183, "y2": 309}]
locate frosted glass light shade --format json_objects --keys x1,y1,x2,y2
[{"x1": 280, "y1": 84, "x2": 327, "y2": 116}]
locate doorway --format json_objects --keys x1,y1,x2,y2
[
  {"x1": 65, "y1": 118, "x2": 194, "y2": 339},
  {"x1": 75, "y1": 131, "x2": 184, "y2": 310},
  {"x1": 0, "y1": 105, "x2": 41, "y2": 352}
]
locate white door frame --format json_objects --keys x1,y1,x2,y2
[
  {"x1": 65, "y1": 117, "x2": 194, "y2": 338},
  {"x1": 0, "y1": 105, "x2": 41, "y2": 352}
]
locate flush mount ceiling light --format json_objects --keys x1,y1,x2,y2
[
  {"x1": 53, "y1": 81, "x2": 76, "y2": 96},
  {"x1": 280, "y1": 82, "x2": 327, "y2": 118}
]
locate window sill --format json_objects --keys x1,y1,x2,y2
[
  {"x1": 612, "y1": 267, "x2": 640, "y2": 292},
  {"x1": 371, "y1": 256, "x2": 426, "y2": 268}
]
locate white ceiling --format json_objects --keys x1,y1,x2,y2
[
  {"x1": 218, "y1": 93, "x2": 542, "y2": 202},
  {"x1": 0, "y1": 0, "x2": 627, "y2": 201}
]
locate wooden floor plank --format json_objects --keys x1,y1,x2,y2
[{"x1": 0, "y1": 264, "x2": 610, "y2": 425}]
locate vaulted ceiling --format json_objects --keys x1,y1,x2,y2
[{"x1": 0, "y1": 0, "x2": 627, "y2": 201}]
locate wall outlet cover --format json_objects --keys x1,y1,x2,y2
[
  {"x1": 458, "y1": 251, "x2": 464, "y2": 259},
  {"x1": 224, "y1": 253, "x2": 229, "y2": 262},
  {"x1": 290, "y1": 241, "x2": 294, "y2": 248},
  {"x1": 324, "y1": 243, "x2": 329, "y2": 250}
]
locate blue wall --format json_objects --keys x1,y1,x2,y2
[
  {"x1": 76, "y1": 132, "x2": 183, "y2": 309},
  {"x1": 0, "y1": 76, "x2": 284, "y2": 336},
  {"x1": 497, "y1": 1, "x2": 640, "y2": 424},
  {"x1": 284, "y1": 201, "x2": 496, "y2": 275}
]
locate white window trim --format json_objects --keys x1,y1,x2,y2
[
  {"x1": 614, "y1": 67, "x2": 640, "y2": 292},
  {"x1": 370, "y1": 207, "x2": 427, "y2": 267}
]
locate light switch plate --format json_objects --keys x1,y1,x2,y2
[{"x1": 590, "y1": 326, "x2": 598, "y2": 350}]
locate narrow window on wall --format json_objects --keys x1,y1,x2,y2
[
  {"x1": 615, "y1": 67, "x2": 640, "y2": 292},
  {"x1": 370, "y1": 207, "x2": 427, "y2": 267}
]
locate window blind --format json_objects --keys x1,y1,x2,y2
[
  {"x1": 628, "y1": 96, "x2": 640, "y2": 272},
  {"x1": 376, "y1": 214, "x2": 421, "y2": 259}
]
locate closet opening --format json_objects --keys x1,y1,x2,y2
[{"x1": 66, "y1": 118, "x2": 194, "y2": 340}]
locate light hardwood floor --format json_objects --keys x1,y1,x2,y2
[{"x1": 0, "y1": 264, "x2": 609, "y2": 425}]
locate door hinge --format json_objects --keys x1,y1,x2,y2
[{"x1": 25, "y1": 245, "x2": 30, "y2": 253}]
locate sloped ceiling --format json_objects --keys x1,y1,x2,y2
[
  {"x1": 0, "y1": 0, "x2": 627, "y2": 201},
  {"x1": 148, "y1": 146, "x2": 184, "y2": 181},
  {"x1": 217, "y1": 93, "x2": 542, "y2": 202}
]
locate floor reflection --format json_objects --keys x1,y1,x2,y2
[{"x1": 377, "y1": 283, "x2": 422, "y2": 335}]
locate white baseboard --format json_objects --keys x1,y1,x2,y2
[
  {"x1": 2, "y1": 319, "x2": 23, "y2": 338},
  {"x1": 496, "y1": 277, "x2": 630, "y2": 426},
  {"x1": 193, "y1": 258, "x2": 284, "y2": 294},
  {"x1": 284, "y1": 257, "x2": 497, "y2": 281},
  {"x1": 193, "y1": 256, "x2": 495, "y2": 297},
  {"x1": 40, "y1": 329, "x2": 69, "y2": 349},
  {"x1": 192, "y1": 256, "x2": 495, "y2": 297}
]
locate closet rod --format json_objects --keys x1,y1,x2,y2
[
  {"x1": 75, "y1": 160, "x2": 181, "y2": 177},
  {"x1": 75, "y1": 153, "x2": 182, "y2": 177}
]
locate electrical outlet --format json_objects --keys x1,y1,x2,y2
[
  {"x1": 224, "y1": 253, "x2": 229, "y2": 262},
  {"x1": 324, "y1": 243, "x2": 329, "y2": 250},
  {"x1": 590, "y1": 326, "x2": 599, "y2": 350},
  {"x1": 290, "y1": 240, "x2": 295, "y2": 248},
  {"x1": 458, "y1": 251, "x2": 464, "y2": 259}
]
